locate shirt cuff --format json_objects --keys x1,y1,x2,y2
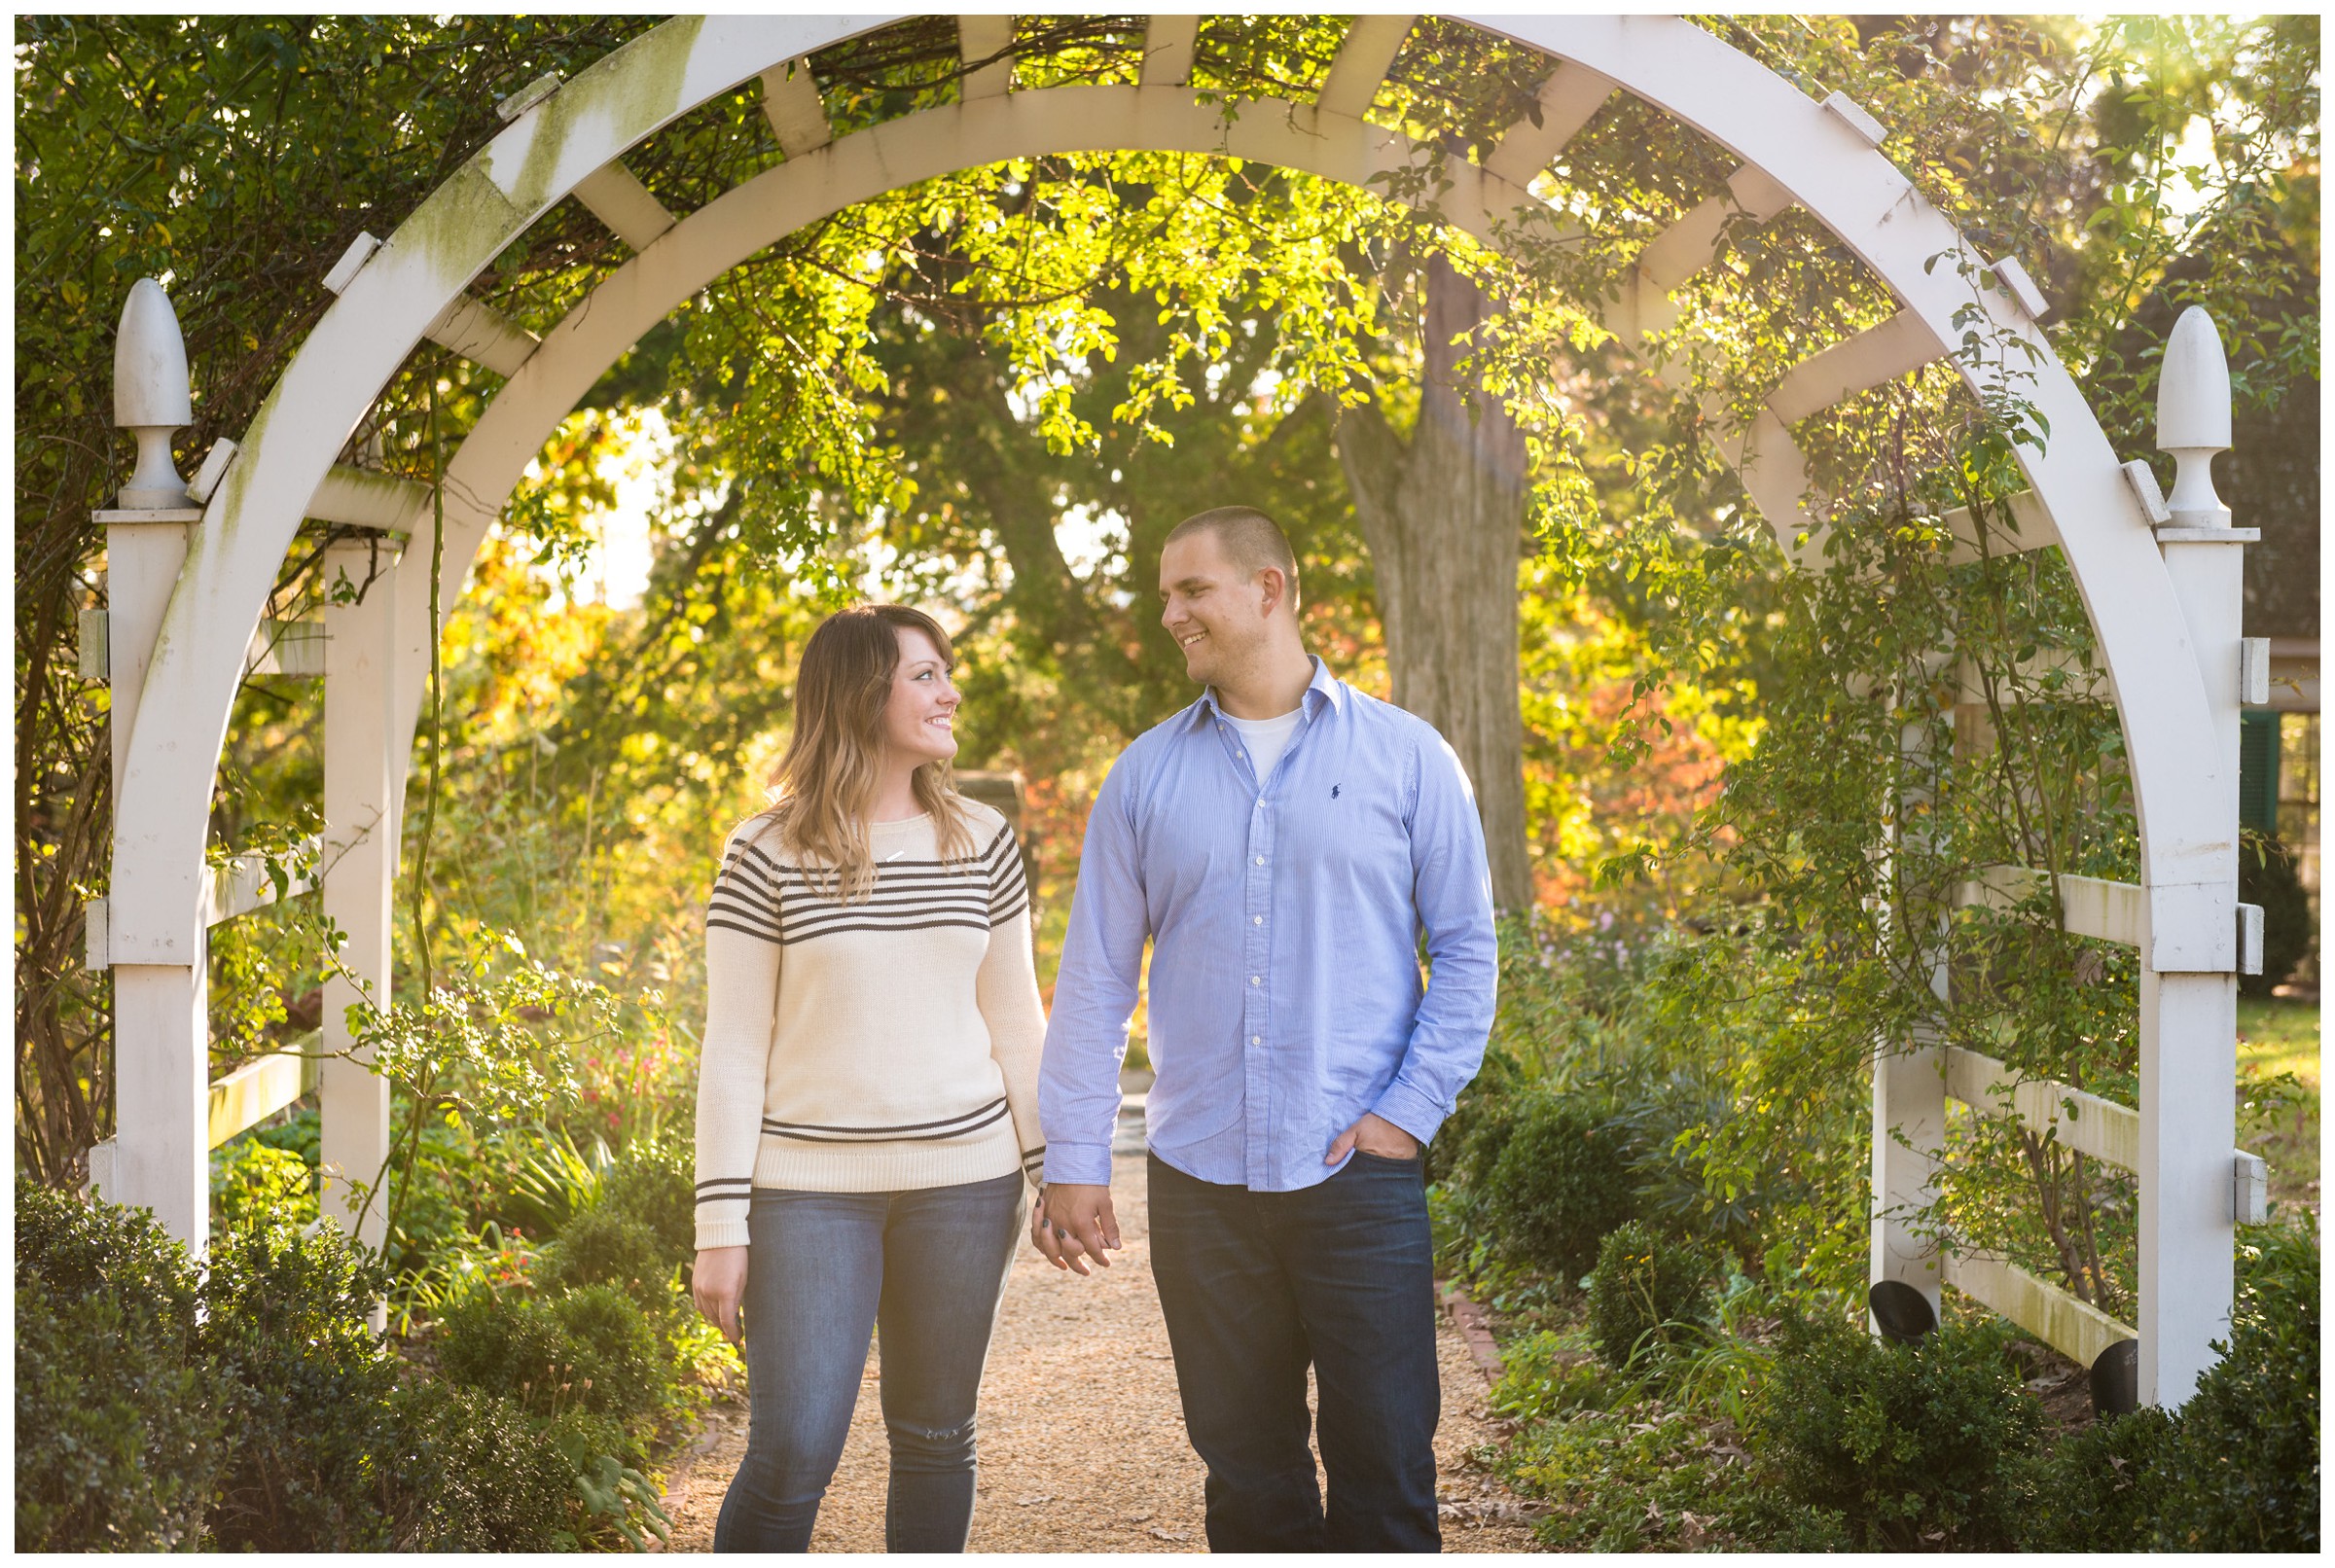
[
  {"x1": 695, "y1": 1216, "x2": 750, "y2": 1252},
  {"x1": 1041, "y1": 1141, "x2": 1115, "y2": 1187},
  {"x1": 1370, "y1": 1081, "x2": 1449, "y2": 1151}
]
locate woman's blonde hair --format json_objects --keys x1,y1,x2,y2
[{"x1": 748, "y1": 603, "x2": 973, "y2": 900}]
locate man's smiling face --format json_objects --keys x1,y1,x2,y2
[{"x1": 1159, "y1": 528, "x2": 1269, "y2": 688}]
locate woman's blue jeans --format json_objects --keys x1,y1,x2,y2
[{"x1": 712, "y1": 1171, "x2": 1024, "y2": 1552}]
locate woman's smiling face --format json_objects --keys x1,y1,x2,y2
[{"x1": 881, "y1": 624, "x2": 960, "y2": 768}]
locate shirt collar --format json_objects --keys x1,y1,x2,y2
[{"x1": 1189, "y1": 655, "x2": 1346, "y2": 729}]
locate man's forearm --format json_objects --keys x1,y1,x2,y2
[
  {"x1": 1038, "y1": 766, "x2": 1149, "y2": 1187},
  {"x1": 1037, "y1": 1044, "x2": 1122, "y2": 1185},
  {"x1": 1035, "y1": 955, "x2": 1132, "y2": 1187},
  {"x1": 1377, "y1": 975, "x2": 1495, "y2": 1149},
  {"x1": 1387, "y1": 732, "x2": 1498, "y2": 1152}
]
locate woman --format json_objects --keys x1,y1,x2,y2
[{"x1": 692, "y1": 604, "x2": 1045, "y2": 1552}]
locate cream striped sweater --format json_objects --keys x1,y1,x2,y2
[{"x1": 693, "y1": 800, "x2": 1046, "y2": 1251}]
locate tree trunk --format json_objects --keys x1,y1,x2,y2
[{"x1": 1332, "y1": 254, "x2": 1533, "y2": 911}]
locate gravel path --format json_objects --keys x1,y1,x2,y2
[{"x1": 659, "y1": 1153, "x2": 1541, "y2": 1552}]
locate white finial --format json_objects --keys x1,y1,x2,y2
[
  {"x1": 2156, "y1": 305, "x2": 2230, "y2": 525},
  {"x1": 113, "y1": 278, "x2": 195, "y2": 509}
]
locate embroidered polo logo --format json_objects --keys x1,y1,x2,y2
[{"x1": 1331, "y1": 784, "x2": 1341, "y2": 799}]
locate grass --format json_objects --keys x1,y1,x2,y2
[{"x1": 2237, "y1": 996, "x2": 2319, "y2": 1208}]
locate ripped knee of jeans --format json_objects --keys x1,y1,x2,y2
[{"x1": 884, "y1": 1414, "x2": 977, "y2": 1472}]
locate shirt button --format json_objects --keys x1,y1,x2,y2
[
  {"x1": 1252, "y1": 914, "x2": 1263, "y2": 925},
  {"x1": 1254, "y1": 856, "x2": 1266, "y2": 866},
  {"x1": 1251, "y1": 1036, "x2": 1261, "y2": 1046},
  {"x1": 1250, "y1": 975, "x2": 1261, "y2": 985}
]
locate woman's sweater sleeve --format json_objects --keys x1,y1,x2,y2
[
  {"x1": 695, "y1": 832, "x2": 782, "y2": 1250},
  {"x1": 976, "y1": 823, "x2": 1048, "y2": 1189}
]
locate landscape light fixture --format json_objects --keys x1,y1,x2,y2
[
  {"x1": 2089, "y1": 1338, "x2": 2140, "y2": 1419},
  {"x1": 1866, "y1": 1280, "x2": 1938, "y2": 1345}
]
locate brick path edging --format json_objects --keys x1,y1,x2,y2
[{"x1": 1439, "y1": 1280, "x2": 1505, "y2": 1384}]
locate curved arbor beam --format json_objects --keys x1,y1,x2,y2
[{"x1": 117, "y1": 21, "x2": 2224, "y2": 948}]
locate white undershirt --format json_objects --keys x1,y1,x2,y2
[{"x1": 1222, "y1": 706, "x2": 1305, "y2": 784}]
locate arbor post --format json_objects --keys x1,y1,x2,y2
[
  {"x1": 2139, "y1": 306, "x2": 2246, "y2": 1407},
  {"x1": 1870, "y1": 661, "x2": 1948, "y2": 1329},
  {"x1": 319, "y1": 536, "x2": 400, "y2": 1255},
  {"x1": 97, "y1": 279, "x2": 209, "y2": 1248}
]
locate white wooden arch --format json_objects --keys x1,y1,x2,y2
[{"x1": 95, "y1": 15, "x2": 2255, "y2": 1407}]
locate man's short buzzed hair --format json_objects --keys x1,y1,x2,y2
[{"x1": 1165, "y1": 506, "x2": 1300, "y2": 598}]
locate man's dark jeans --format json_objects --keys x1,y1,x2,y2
[{"x1": 1146, "y1": 1150, "x2": 1441, "y2": 1552}]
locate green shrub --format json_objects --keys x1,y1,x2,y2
[
  {"x1": 554, "y1": 1283, "x2": 670, "y2": 1422},
  {"x1": 15, "y1": 1179, "x2": 684, "y2": 1553},
  {"x1": 2157, "y1": 1221, "x2": 2319, "y2": 1550},
  {"x1": 15, "y1": 1174, "x2": 203, "y2": 1319},
  {"x1": 1745, "y1": 1313, "x2": 2040, "y2": 1550},
  {"x1": 199, "y1": 1218, "x2": 404, "y2": 1550},
  {"x1": 1500, "y1": 1393, "x2": 1760, "y2": 1550},
  {"x1": 2016, "y1": 1223, "x2": 2318, "y2": 1551},
  {"x1": 2239, "y1": 837, "x2": 2314, "y2": 996},
  {"x1": 1588, "y1": 1221, "x2": 1713, "y2": 1371},
  {"x1": 537, "y1": 1203, "x2": 669, "y2": 1296},
  {"x1": 436, "y1": 1292, "x2": 577, "y2": 1408},
  {"x1": 1428, "y1": 1034, "x2": 1532, "y2": 1188},
  {"x1": 386, "y1": 1315, "x2": 672, "y2": 1550},
  {"x1": 2015, "y1": 1406, "x2": 2176, "y2": 1551},
  {"x1": 15, "y1": 1180, "x2": 231, "y2": 1551},
  {"x1": 436, "y1": 1283, "x2": 666, "y2": 1428},
  {"x1": 1484, "y1": 1092, "x2": 1639, "y2": 1279},
  {"x1": 386, "y1": 1381, "x2": 590, "y2": 1550},
  {"x1": 545, "y1": 1408, "x2": 676, "y2": 1550},
  {"x1": 599, "y1": 1135, "x2": 696, "y2": 1267},
  {"x1": 1752, "y1": 1502, "x2": 1858, "y2": 1551},
  {"x1": 1451, "y1": 1087, "x2": 1524, "y2": 1192}
]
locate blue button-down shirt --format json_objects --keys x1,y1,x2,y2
[{"x1": 1040, "y1": 658, "x2": 1498, "y2": 1193}]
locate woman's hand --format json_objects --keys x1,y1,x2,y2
[
  {"x1": 1030, "y1": 1182, "x2": 1119, "y2": 1275},
  {"x1": 693, "y1": 1245, "x2": 748, "y2": 1347}
]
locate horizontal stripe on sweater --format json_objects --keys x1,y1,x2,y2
[
  {"x1": 765, "y1": 1098, "x2": 1007, "y2": 1137},
  {"x1": 762, "y1": 1100, "x2": 1011, "y2": 1143},
  {"x1": 707, "y1": 825, "x2": 1027, "y2": 948}
]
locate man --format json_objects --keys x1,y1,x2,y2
[{"x1": 1033, "y1": 506, "x2": 1498, "y2": 1551}]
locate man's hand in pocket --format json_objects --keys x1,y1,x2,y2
[{"x1": 1325, "y1": 1112, "x2": 1419, "y2": 1164}]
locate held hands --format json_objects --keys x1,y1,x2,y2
[
  {"x1": 692, "y1": 1245, "x2": 748, "y2": 1348},
  {"x1": 1030, "y1": 1182, "x2": 1120, "y2": 1275},
  {"x1": 1026, "y1": 1118, "x2": 1411, "y2": 1277},
  {"x1": 1325, "y1": 1110, "x2": 1419, "y2": 1165}
]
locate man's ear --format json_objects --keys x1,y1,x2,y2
[{"x1": 1256, "y1": 565, "x2": 1288, "y2": 620}]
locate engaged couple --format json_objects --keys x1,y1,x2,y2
[{"x1": 691, "y1": 506, "x2": 1498, "y2": 1553}]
